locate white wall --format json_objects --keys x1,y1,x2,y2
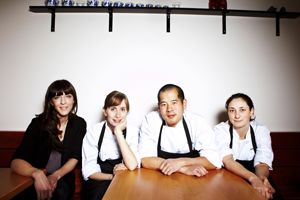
[{"x1": 0, "y1": 0, "x2": 300, "y2": 131}]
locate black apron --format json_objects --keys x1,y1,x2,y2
[
  {"x1": 82, "y1": 123, "x2": 126, "y2": 200},
  {"x1": 229, "y1": 125, "x2": 283, "y2": 199},
  {"x1": 229, "y1": 125, "x2": 257, "y2": 172},
  {"x1": 157, "y1": 118, "x2": 199, "y2": 159}
]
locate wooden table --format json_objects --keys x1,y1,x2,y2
[
  {"x1": 103, "y1": 168, "x2": 266, "y2": 200},
  {"x1": 0, "y1": 168, "x2": 33, "y2": 200}
]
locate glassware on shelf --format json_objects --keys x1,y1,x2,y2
[
  {"x1": 113, "y1": 1, "x2": 124, "y2": 7},
  {"x1": 135, "y1": 3, "x2": 145, "y2": 8},
  {"x1": 62, "y1": 0, "x2": 75, "y2": 6},
  {"x1": 101, "y1": 0, "x2": 113, "y2": 7},
  {"x1": 76, "y1": 0, "x2": 85, "y2": 6},
  {"x1": 87, "y1": 0, "x2": 99, "y2": 6},
  {"x1": 45, "y1": 0, "x2": 60, "y2": 6},
  {"x1": 124, "y1": 2, "x2": 134, "y2": 7}
]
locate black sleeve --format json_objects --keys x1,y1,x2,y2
[
  {"x1": 11, "y1": 117, "x2": 49, "y2": 168},
  {"x1": 63, "y1": 116, "x2": 87, "y2": 165}
]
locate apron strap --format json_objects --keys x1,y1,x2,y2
[
  {"x1": 229, "y1": 125, "x2": 257, "y2": 154},
  {"x1": 97, "y1": 122, "x2": 127, "y2": 164}
]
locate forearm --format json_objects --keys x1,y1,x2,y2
[
  {"x1": 223, "y1": 158, "x2": 256, "y2": 181},
  {"x1": 11, "y1": 159, "x2": 41, "y2": 177},
  {"x1": 255, "y1": 163, "x2": 270, "y2": 179},
  {"x1": 89, "y1": 172, "x2": 114, "y2": 181},
  {"x1": 115, "y1": 133, "x2": 138, "y2": 170},
  {"x1": 178, "y1": 157, "x2": 216, "y2": 170},
  {"x1": 141, "y1": 157, "x2": 165, "y2": 170},
  {"x1": 51, "y1": 158, "x2": 78, "y2": 180}
]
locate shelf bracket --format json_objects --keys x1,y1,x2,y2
[
  {"x1": 222, "y1": 10, "x2": 226, "y2": 34},
  {"x1": 109, "y1": 8, "x2": 113, "y2": 32},
  {"x1": 50, "y1": 8, "x2": 56, "y2": 32},
  {"x1": 166, "y1": 9, "x2": 171, "y2": 33},
  {"x1": 275, "y1": 13, "x2": 280, "y2": 36}
]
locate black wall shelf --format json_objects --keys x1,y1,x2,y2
[{"x1": 29, "y1": 6, "x2": 300, "y2": 36}]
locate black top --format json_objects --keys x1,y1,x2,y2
[{"x1": 12, "y1": 115, "x2": 86, "y2": 170}]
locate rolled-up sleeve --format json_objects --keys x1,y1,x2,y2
[
  {"x1": 214, "y1": 123, "x2": 233, "y2": 160},
  {"x1": 81, "y1": 124, "x2": 101, "y2": 180},
  {"x1": 188, "y1": 114, "x2": 222, "y2": 169},
  {"x1": 254, "y1": 126, "x2": 273, "y2": 169},
  {"x1": 126, "y1": 125, "x2": 141, "y2": 167},
  {"x1": 138, "y1": 112, "x2": 160, "y2": 159},
  {"x1": 195, "y1": 122, "x2": 222, "y2": 168}
]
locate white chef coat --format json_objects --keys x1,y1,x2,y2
[
  {"x1": 82, "y1": 121, "x2": 139, "y2": 180},
  {"x1": 138, "y1": 111, "x2": 222, "y2": 168},
  {"x1": 214, "y1": 120, "x2": 273, "y2": 169}
]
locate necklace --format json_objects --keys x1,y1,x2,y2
[{"x1": 58, "y1": 120, "x2": 68, "y2": 141}]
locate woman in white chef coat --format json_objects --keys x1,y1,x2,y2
[
  {"x1": 214, "y1": 93, "x2": 277, "y2": 199},
  {"x1": 81, "y1": 91, "x2": 138, "y2": 200}
]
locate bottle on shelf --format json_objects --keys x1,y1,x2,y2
[{"x1": 209, "y1": 0, "x2": 227, "y2": 10}]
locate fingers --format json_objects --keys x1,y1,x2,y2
[
  {"x1": 254, "y1": 185, "x2": 273, "y2": 199},
  {"x1": 193, "y1": 166, "x2": 208, "y2": 177},
  {"x1": 36, "y1": 188, "x2": 52, "y2": 200},
  {"x1": 114, "y1": 163, "x2": 128, "y2": 171},
  {"x1": 115, "y1": 119, "x2": 127, "y2": 132},
  {"x1": 33, "y1": 171, "x2": 53, "y2": 200},
  {"x1": 161, "y1": 165, "x2": 175, "y2": 175},
  {"x1": 263, "y1": 178, "x2": 276, "y2": 194},
  {"x1": 160, "y1": 159, "x2": 182, "y2": 175},
  {"x1": 160, "y1": 161, "x2": 176, "y2": 175}
]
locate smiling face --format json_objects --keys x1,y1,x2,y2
[
  {"x1": 51, "y1": 92, "x2": 75, "y2": 119},
  {"x1": 104, "y1": 99, "x2": 128, "y2": 129},
  {"x1": 158, "y1": 88, "x2": 186, "y2": 127},
  {"x1": 227, "y1": 97, "x2": 254, "y2": 130}
]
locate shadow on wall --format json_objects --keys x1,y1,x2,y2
[
  {"x1": 216, "y1": 110, "x2": 228, "y2": 124},
  {"x1": 150, "y1": 105, "x2": 158, "y2": 112}
]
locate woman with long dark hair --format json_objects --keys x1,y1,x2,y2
[{"x1": 11, "y1": 79, "x2": 86, "y2": 200}]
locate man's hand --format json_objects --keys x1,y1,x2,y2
[
  {"x1": 113, "y1": 163, "x2": 128, "y2": 174},
  {"x1": 180, "y1": 164, "x2": 208, "y2": 177},
  {"x1": 160, "y1": 158, "x2": 183, "y2": 175}
]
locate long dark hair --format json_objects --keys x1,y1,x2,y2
[{"x1": 37, "y1": 79, "x2": 78, "y2": 151}]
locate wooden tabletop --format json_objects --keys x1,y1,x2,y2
[
  {"x1": 0, "y1": 168, "x2": 33, "y2": 200},
  {"x1": 103, "y1": 168, "x2": 266, "y2": 200}
]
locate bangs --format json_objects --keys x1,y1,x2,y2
[
  {"x1": 47, "y1": 80, "x2": 76, "y2": 98},
  {"x1": 104, "y1": 91, "x2": 129, "y2": 111},
  {"x1": 109, "y1": 97, "x2": 122, "y2": 107},
  {"x1": 53, "y1": 88, "x2": 72, "y2": 97}
]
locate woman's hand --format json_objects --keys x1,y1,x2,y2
[
  {"x1": 261, "y1": 176, "x2": 276, "y2": 198},
  {"x1": 32, "y1": 169, "x2": 53, "y2": 200},
  {"x1": 114, "y1": 119, "x2": 127, "y2": 137},
  {"x1": 47, "y1": 173, "x2": 60, "y2": 191},
  {"x1": 249, "y1": 176, "x2": 273, "y2": 199},
  {"x1": 113, "y1": 163, "x2": 128, "y2": 175}
]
